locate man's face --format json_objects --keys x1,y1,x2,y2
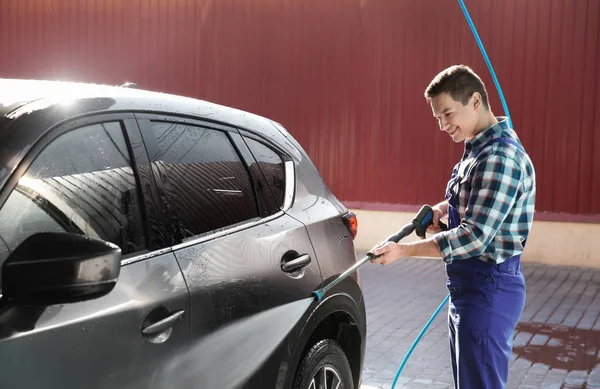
[{"x1": 430, "y1": 92, "x2": 479, "y2": 143}]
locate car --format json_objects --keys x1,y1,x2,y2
[{"x1": 0, "y1": 79, "x2": 366, "y2": 389}]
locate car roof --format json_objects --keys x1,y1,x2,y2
[
  {"x1": 0, "y1": 79, "x2": 148, "y2": 117},
  {"x1": 0, "y1": 78, "x2": 283, "y2": 138}
]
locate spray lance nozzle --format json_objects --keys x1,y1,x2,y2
[{"x1": 312, "y1": 204, "x2": 448, "y2": 302}]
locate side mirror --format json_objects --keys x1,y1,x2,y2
[{"x1": 2, "y1": 232, "x2": 122, "y2": 306}]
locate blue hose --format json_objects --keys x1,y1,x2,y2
[
  {"x1": 457, "y1": 0, "x2": 512, "y2": 128},
  {"x1": 390, "y1": 293, "x2": 450, "y2": 389},
  {"x1": 389, "y1": 1, "x2": 511, "y2": 387}
]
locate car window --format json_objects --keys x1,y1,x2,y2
[
  {"x1": 0, "y1": 190, "x2": 66, "y2": 254},
  {"x1": 244, "y1": 137, "x2": 286, "y2": 210},
  {"x1": 0, "y1": 122, "x2": 147, "y2": 287},
  {"x1": 151, "y1": 122, "x2": 259, "y2": 242}
]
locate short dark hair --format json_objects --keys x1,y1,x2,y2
[{"x1": 424, "y1": 65, "x2": 490, "y2": 110}]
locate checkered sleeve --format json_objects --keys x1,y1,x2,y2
[{"x1": 433, "y1": 154, "x2": 522, "y2": 263}]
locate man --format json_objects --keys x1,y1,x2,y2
[{"x1": 370, "y1": 64, "x2": 536, "y2": 389}]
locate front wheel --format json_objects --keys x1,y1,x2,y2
[{"x1": 292, "y1": 339, "x2": 353, "y2": 389}]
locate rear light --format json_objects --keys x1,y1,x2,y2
[{"x1": 342, "y1": 212, "x2": 358, "y2": 239}]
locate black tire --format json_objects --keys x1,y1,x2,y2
[{"x1": 292, "y1": 339, "x2": 354, "y2": 389}]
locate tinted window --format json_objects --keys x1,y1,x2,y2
[
  {"x1": 32, "y1": 123, "x2": 134, "y2": 177},
  {"x1": 0, "y1": 122, "x2": 147, "y2": 287},
  {"x1": 245, "y1": 138, "x2": 286, "y2": 209},
  {"x1": 151, "y1": 122, "x2": 259, "y2": 241}
]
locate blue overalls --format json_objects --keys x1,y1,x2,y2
[{"x1": 445, "y1": 137, "x2": 526, "y2": 389}]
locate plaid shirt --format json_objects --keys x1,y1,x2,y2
[{"x1": 433, "y1": 117, "x2": 536, "y2": 264}]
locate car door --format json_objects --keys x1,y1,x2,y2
[
  {"x1": 135, "y1": 114, "x2": 323, "y2": 388},
  {"x1": 0, "y1": 114, "x2": 191, "y2": 389}
]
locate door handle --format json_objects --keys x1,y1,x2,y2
[
  {"x1": 281, "y1": 254, "x2": 311, "y2": 272},
  {"x1": 142, "y1": 310, "x2": 185, "y2": 336}
]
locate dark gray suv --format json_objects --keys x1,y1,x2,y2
[{"x1": 0, "y1": 79, "x2": 366, "y2": 389}]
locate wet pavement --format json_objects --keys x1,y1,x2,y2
[{"x1": 357, "y1": 255, "x2": 600, "y2": 389}]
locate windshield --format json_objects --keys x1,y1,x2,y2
[
  {"x1": 0, "y1": 116, "x2": 10, "y2": 131},
  {"x1": 0, "y1": 117, "x2": 19, "y2": 193}
]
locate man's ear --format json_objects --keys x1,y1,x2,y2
[{"x1": 471, "y1": 92, "x2": 482, "y2": 111}]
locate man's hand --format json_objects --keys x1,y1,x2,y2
[
  {"x1": 369, "y1": 242, "x2": 404, "y2": 266},
  {"x1": 427, "y1": 203, "x2": 448, "y2": 234},
  {"x1": 426, "y1": 207, "x2": 443, "y2": 234}
]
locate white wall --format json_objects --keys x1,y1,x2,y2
[{"x1": 351, "y1": 209, "x2": 600, "y2": 268}]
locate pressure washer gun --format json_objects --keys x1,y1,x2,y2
[{"x1": 312, "y1": 204, "x2": 448, "y2": 302}]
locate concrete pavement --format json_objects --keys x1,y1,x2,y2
[{"x1": 358, "y1": 255, "x2": 600, "y2": 389}]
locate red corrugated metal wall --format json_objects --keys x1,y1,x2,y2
[{"x1": 1, "y1": 0, "x2": 599, "y2": 217}]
